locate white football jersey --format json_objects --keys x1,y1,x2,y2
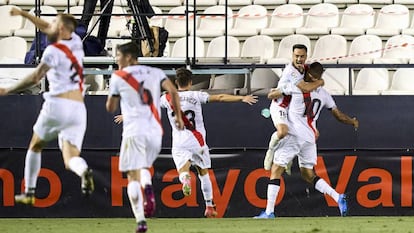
[
  {"x1": 270, "y1": 63, "x2": 304, "y2": 108},
  {"x1": 41, "y1": 32, "x2": 85, "y2": 97},
  {"x1": 160, "y1": 90, "x2": 209, "y2": 149},
  {"x1": 109, "y1": 65, "x2": 167, "y2": 137},
  {"x1": 288, "y1": 86, "x2": 337, "y2": 143}
]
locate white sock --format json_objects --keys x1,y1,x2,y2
[
  {"x1": 179, "y1": 171, "x2": 190, "y2": 184},
  {"x1": 268, "y1": 132, "x2": 279, "y2": 150},
  {"x1": 140, "y1": 169, "x2": 152, "y2": 188},
  {"x1": 315, "y1": 178, "x2": 340, "y2": 202},
  {"x1": 265, "y1": 184, "x2": 280, "y2": 215},
  {"x1": 127, "y1": 181, "x2": 145, "y2": 222},
  {"x1": 68, "y1": 157, "x2": 88, "y2": 177},
  {"x1": 24, "y1": 150, "x2": 41, "y2": 193},
  {"x1": 198, "y1": 173, "x2": 213, "y2": 206}
]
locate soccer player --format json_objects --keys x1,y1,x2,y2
[
  {"x1": 254, "y1": 62, "x2": 358, "y2": 219},
  {"x1": 264, "y1": 44, "x2": 324, "y2": 172},
  {"x1": 160, "y1": 68, "x2": 258, "y2": 217},
  {"x1": 0, "y1": 9, "x2": 94, "y2": 204},
  {"x1": 106, "y1": 42, "x2": 184, "y2": 232}
]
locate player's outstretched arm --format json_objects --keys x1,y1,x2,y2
[
  {"x1": 0, "y1": 63, "x2": 49, "y2": 95},
  {"x1": 10, "y1": 7, "x2": 52, "y2": 35},
  {"x1": 267, "y1": 88, "x2": 283, "y2": 99},
  {"x1": 331, "y1": 108, "x2": 359, "y2": 129},
  {"x1": 209, "y1": 94, "x2": 258, "y2": 105}
]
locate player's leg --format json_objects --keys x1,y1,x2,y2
[
  {"x1": 255, "y1": 135, "x2": 298, "y2": 219},
  {"x1": 172, "y1": 148, "x2": 193, "y2": 196},
  {"x1": 127, "y1": 170, "x2": 147, "y2": 233},
  {"x1": 298, "y1": 142, "x2": 347, "y2": 216},
  {"x1": 196, "y1": 166, "x2": 217, "y2": 218},
  {"x1": 264, "y1": 105, "x2": 288, "y2": 170},
  {"x1": 14, "y1": 133, "x2": 46, "y2": 205},
  {"x1": 61, "y1": 139, "x2": 94, "y2": 196}
]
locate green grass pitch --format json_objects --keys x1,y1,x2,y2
[{"x1": 1, "y1": 217, "x2": 414, "y2": 233}]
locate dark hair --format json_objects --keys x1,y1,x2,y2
[
  {"x1": 292, "y1": 44, "x2": 308, "y2": 53},
  {"x1": 175, "y1": 67, "x2": 192, "y2": 87},
  {"x1": 117, "y1": 42, "x2": 140, "y2": 59},
  {"x1": 59, "y1": 13, "x2": 77, "y2": 32},
  {"x1": 308, "y1": 62, "x2": 324, "y2": 79}
]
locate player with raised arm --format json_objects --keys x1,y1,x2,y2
[
  {"x1": 160, "y1": 68, "x2": 258, "y2": 217},
  {"x1": 254, "y1": 62, "x2": 358, "y2": 219},
  {"x1": 263, "y1": 44, "x2": 324, "y2": 172},
  {"x1": 0, "y1": 8, "x2": 94, "y2": 205},
  {"x1": 106, "y1": 42, "x2": 184, "y2": 232}
]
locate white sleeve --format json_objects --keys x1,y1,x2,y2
[
  {"x1": 322, "y1": 89, "x2": 337, "y2": 110},
  {"x1": 199, "y1": 91, "x2": 210, "y2": 104},
  {"x1": 108, "y1": 75, "x2": 120, "y2": 96},
  {"x1": 41, "y1": 46, "x2": 59, "y2": 68}
]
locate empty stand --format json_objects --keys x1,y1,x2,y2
[
  {"x1": 382, "y1": 68, "x2": 414, "y2": 95},
  {"x1": 170, "y1": 36, "x2": 205, "y2": 57},
  {"x1": 322, "y1": 68, "x2": 354, "y2": 95},
  {"x1": 206, "y1": 35, "x2": 240, "y2": 57},
  {"x1": 338, "y1": 35, "x2": 382, "y2": 64},
  {"x1": 374, "y1": 35, "x2": 414, "y2": 64},
  {"x1": 164, "y1": 6, "x2": 196, "y2": 38},
  {"x1": 228, "y1": 4, "x2": 268, "y2": 37},
  {"x1": 241, "y1": 35, "x2": 274, "y2": 63},
  {"x1": 0, "y1": 36, "x2": 27, "y2": 61},
  {"x1": 196, "y1": 5, "x2": 233, "y2": 38},
  {"x1": 308, "y1": 34, "x2": 347, "y2": 64},
  {"x1": 353, "y1": 68, "x2": 390, "y2": 95},
  {"x1": 260, "y1": 4, "x2": 304, "y2": 37},
  {"x1": 330, "y1": 4, "x2": 375, "y2": 37},
  {"x1": 295, "y1": 3, "x2": 339, "y2": 37},
  {"x1": 0, "y1": 5, "x2": 24, "y2": 37},
  {"x1": 366, "y1": 4, "x2": 409, "y2": 37}
]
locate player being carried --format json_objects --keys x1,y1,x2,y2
[
  {"x1": 264, "y1": 44, "x2": 324, "y2": 174},
  {"x1": 160, "y1": 68, "x2": 258, "y2": 217}
]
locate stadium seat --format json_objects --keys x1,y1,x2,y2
[
  {"x1": 164, "y1": 6, "x2": 196, "y2": 38},
  {"x1": 149, "y1": 0, "x2": 183, "y2": 7},
  {"x1": 373, "y1": 35, "x2": 414, "y2": 64},
  {"x1": 0, "y1": 5, "x2": 24, "y2": 37},
  {"x1": 401, "y1": 9, "x2": 414, "y2": 36},
  {"x1": 187, "y1": 0, "x2": 218, "y2": 5},
  {"x1": 106, "y1": 6, "x2": 129, "y2": 38},
  {"x1": 196, "y1": 5, "x2": 233, "y2": 38},
  {"x1": 170, "y1": 36, "x2": 205, "y2": 57},
  {"x1": 244, "y1": 68, "x2": 279, "y2": 95},
  {"x1": 322, "y1": 68, "x2": 354, "y2": 95},
  {"x1": 308, "y1": 34, "x2": 347, "y2": 64},
  {"x1": 288, "y1": 0, "x2": 322, "y2": 5},
  {"x1": 330, "y1": 4, "x2": 375, "y2": 37},
  {"x1": 295, "y1": 3, "x2": 339, "y2": 36},
  {"x1": 353, "y1": 68, "x2": 389, "y2": 95},
  {"x1": 14, "y1": 6, "x2": 57, "y2": 38},
  {"x1": 260, "y1": 4, "x2": 304, "y2": 37},
  {"x1": 0, "y1": 36, "x2": 27, "y2": 62},
  {"x1": 324, "y1": 0, "x2": 357, "y2": 4},
  {"x1": 358, "y1": 0, "x2": 393, "y2": 6},
  {"x1": 241, "y1": 35, "x2": 274, "y2": 63},
  {"x1": 228, "y1": 5, "x2": 268, "y2": 37},
  {"x1": 338, "y1": 35, "x2": 382, "y2": 64},
  {"x1": 149, "y1": 6, "x2": 164, "y2": 27},
  {"x1": 206, "y1": 74, "x2": 246, "y2": 95},
  {"x1": 267, "y1": 34, "x2": 311, "y2": 65},
  {"x1": 206, "y1": 35, "x2": 240, "y2": 57},
  {"x1": 84, "y1": 74, "x2": 105, "y2": 92},
  {"x1": 253, "y1": 0, "x2": 287, "y2": 6},
  {"x1": 382, "y1": 68, "x2": 414, "y2": 95},
  {"x1": 218, "y1": 0, "x2": 253, "y2": 6},
  {"x1": 366, "y1": 4, "x2": 409, "y2": 37}
]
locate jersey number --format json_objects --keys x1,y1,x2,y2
[
  {"x1": 172, "y1": 110, "x2": 196, "y2": 130},
  {"x1": 303, "y1": 96, "x2": 322, "y2": 120},
  {"x1": 138, "y1": 81, "x2": 153, "y2": 106},
  {"x1": 69, "y1": 63, "x2": 79, "y2": 83}
]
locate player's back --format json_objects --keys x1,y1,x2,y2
[
  {"x1": 42, "y1": 32, "x2": 85, "y2": 97},
  {"x1": 113, "y1": 65, "x2": 166, "y2": 137},
  {"x1": 288, "y1": 86, "x2": 336, "y2": 142}
]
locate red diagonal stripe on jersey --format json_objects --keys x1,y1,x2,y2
[{"x1": 303, "y1": 92, "x2": 317, "y2": 140}]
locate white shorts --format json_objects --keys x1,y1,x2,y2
[
  {"x1": 33, "y1": 97, "x2": 86, "y2": 151},
  {"x1": 273, "y1": 135, "x2": 317, "y2": 169},
  {"x1": 118, "y1": 134, "x2": 162, "y2": 172},
  {"x1": 172, "y1": 145, "x2": 211, "y2": 171},
  {"x1": 270, "y1": 101, "x2": 288, "y2": 126}
]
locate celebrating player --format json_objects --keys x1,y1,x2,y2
[
  {"x1": 106, "y1": 42, "x2": 184, "y2": 232},
  {"x1": 0, "y1": 9, "x2": 94, "y2": 204},
  {"x1": 264, "y1": 44, "x2": 324, "y2": 172},
  {"x1": 254, "y1": 62, "x2": 358, "y2": 219},
  {"x1": 160, "y1": 68, "x2": 258, "y2": 217}
]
